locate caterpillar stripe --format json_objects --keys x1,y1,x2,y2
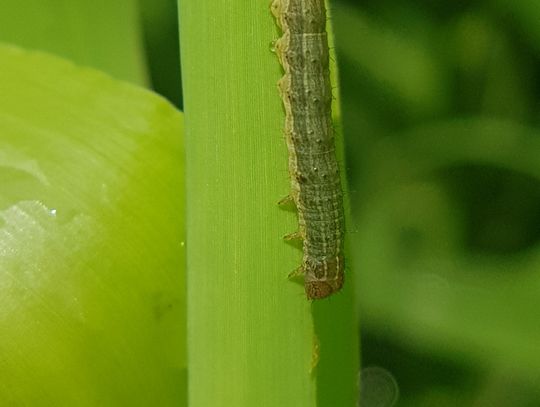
[{"x1": 271, "y1": 0, "x2": 345, "y2": 300}]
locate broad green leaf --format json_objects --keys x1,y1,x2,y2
[{"x1": 0, "y1": 44, "x2": 185, "y2": 406}]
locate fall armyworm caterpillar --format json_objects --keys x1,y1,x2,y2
[{"x1": 271, "y1": 0, "x2": 345, "y2": 300}]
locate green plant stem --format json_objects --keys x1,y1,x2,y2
[{"x1": 178, "y1": 1, "x2": 358, "y2": 406}]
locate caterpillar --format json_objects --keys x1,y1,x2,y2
[{"x1": 271, "y1": 0, "x2": 345, "y2": 300}]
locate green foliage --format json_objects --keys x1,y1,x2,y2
[
  {"x1": 3, "y1": 0, "x2": 540, "y2": 405},
  {"x1": 0, "y1": 0, "x2": 148, "y2": 85},
  {"x1": 334, "y1": 0, "x2": 540, "y2": 405},
  {"x1": 0, "y1": 44, "x2": 185, "y2": 405}
]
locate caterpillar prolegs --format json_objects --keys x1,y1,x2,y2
[{"x1": 271, "y1": 0, "x2": 345, "y2": 300}]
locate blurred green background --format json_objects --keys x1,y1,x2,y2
[
  {"x1": 331, "y1": 0, "x2": 540, "y2": 406},
  {"x1": 3, "y1": 0, "x2": 540, "y2": 405},
  {"x1": 41, "y1": 0, "x2": 540, "y2": 405}
]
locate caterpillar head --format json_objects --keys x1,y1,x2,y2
[{"x1": 304, "y1": 256, "x2": 344, "y2": 300}]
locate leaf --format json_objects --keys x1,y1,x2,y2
[{"x1": 0, "y1": 44, "x2": 186, "y2": 406}]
